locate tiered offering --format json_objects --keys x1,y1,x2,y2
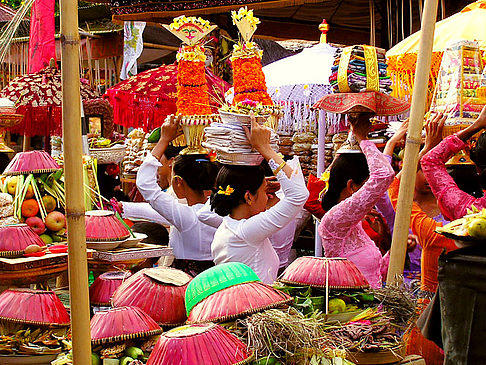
[
  {"x1": 430, "y1": 40, "x2": 485, "y2": 136},
  {"x1": 207, "y1": 7, "x2": 281, "y2": 165},
  {"x1": 330, "y1": 45, "x2": 391, "y2": 94},
  {"x1": 218, "y1": 7, "x2": 282, "y2": 131},
  {"x1": 163, "y1": 16, "x2": 219, "y2": 154}
]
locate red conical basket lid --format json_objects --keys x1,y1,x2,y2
[
  {"x1": 280, "y1": 257, "x2": 369, "y2": 289},
  {"x1": 3, "y1": 150, "x2": 61, "y2": 175},
  {"x1": 85, "y1": 210, "x2": 130, "y2": 242},
  {"x1": 313, "y1": 91, "x2": 410, "y2": 116},
  {"x1": 187, "y1": 282, "x2": 292, "y2": 324},
  {"x1": 90, "y1": 306, "x2": 162, "y2": 344},
  {"x1": 0, "y1": 289, "x2": 69, "y2": 327},
  {"x1": 112, "y1": 267, "x2": 192, "y2": 326},
  {"x1": 147, "y1": 323, "x2": 252, "y2": 365},
  {"x1": 89, "y1": 271, "x2": 132, "y2": 306},
  {"x1": 0, "y1": 224, "x2": 46, "y2": 257}
]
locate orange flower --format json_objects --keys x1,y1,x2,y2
[
  {"x1": 176, "y1": 60, "x2": 212, "y2": 115},
  {"x1": 231, "y1": 56, "x2": 273, "y2": 106}
]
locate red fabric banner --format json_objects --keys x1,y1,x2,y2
[{"x1": 28, "y1": 0, "x2": 56, "y2": 73}]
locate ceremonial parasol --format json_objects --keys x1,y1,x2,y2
[
  {"x1": 387, "y1": 0, "x2": 486, "y2": 103},
  {"x1": 0, "y1": 65, "x2": 99, "y2": 137},
  {"x1": 104, "y1": 64, "x2": 230, "y2": 132},
  {"x1": 109, "y1": 0, "x2": 321, "y2": 22}
]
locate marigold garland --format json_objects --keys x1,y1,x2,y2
[
  {"x1": 232, "y1": 56, "x2": 273, "y2": 106},
  {"x1": 176, "y1": 58, "x2": 212, "y2": 116}
]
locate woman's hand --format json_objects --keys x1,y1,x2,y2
[
  {"x1": 350, "y1": 117, "x2": 372, "y2": 142},
  {"x1": 407, "y1": 234, "x2": 419, "y2": 252},
  {"x1": 458, "y1": 105, "x2": 486, "y2": 142},
  {"x1": 244, "y1": 112, "x2": 272, "y2": 155},
  {"x1": 384, "y1": 119, "x2": 409, "y2": 157},
  {"x1": 159, "y1": 114, "x2": 182, "y2": 144},
  {"x1": 152, "y1": 114, "x2": 181, "y2": 161},
  {"x1": 424, "y1": 113, "x2": 446, "y2": 151}
]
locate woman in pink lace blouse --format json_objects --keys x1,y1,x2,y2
[
  {"x1": 318, "y1": 117, "x2": 395, "y2": 288},
  {"x1": 421, "y1": 107, "x2": 486, "y2": 221}
]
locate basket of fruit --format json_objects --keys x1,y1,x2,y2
[
  {"x1": 435, "y1": 206, "x2": 486, "y2": 247},
  {"x1": 88, "y1": 133, "x2": 126, "y2": 165}
]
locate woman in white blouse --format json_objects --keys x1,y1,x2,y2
[
  {"x1": 136, "y1": 116, "x2": 219, "y2": 276},
  {"x1": 209, "y1": 114, "x2": 309, "y2": 284}
]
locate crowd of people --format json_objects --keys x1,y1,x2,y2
[{"x1": 115, "y1": 105, "x2": 486, "y2": 364}]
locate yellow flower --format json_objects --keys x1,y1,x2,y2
[
  {"x1": 217, "y1": 185, "x2": 235, "y2": 196},
  {"x1": 318, "y1": 171, "x2": 330, "y2": 200}
]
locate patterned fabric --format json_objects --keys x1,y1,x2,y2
[
  {"x1": 104, "y1": 64, "x2": 229, "y2": 132},
  {"x1": 421, "y1": 134, "x2": 486, "y2": 221},
  {"x1": 313, "y1": 91, "x2": 410, "y2": 116},
  {"x1": 110, "y1": 0, "x2": 321, "y2": 20},
  {"x1": 0, "y1": 66, "x2": 99, "y2": 136},
  {"x1": 318, "y1": 140, "x2": 395, "y2": 288},
  {"x1": 388, "y1": 178, "x2": 457, "y2": 293}
]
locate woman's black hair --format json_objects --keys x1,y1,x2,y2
[
  {"x1": 172, "y1": 154, "x2": 219, "y2": 192},
  {"x1": 210, "y1": 165, "x2": 265, "y2": 216},
  {"x1": 447, "y1": 165, "x2": 484, "y2": 198},
  {"x1": 471, "y1": 133, "x2": 486, "y2": 189},
  {"x1": 164, "y1": 145, "x2": 184, "y2": 160},
  {"x1": 321, "y1": 153, "x2": 369, "y2": 212}
]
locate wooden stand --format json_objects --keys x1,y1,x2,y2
[
  {"x1": 60, "y1": 0, "x2": 92, "y2": 360},
  {"x1": 387, "y1": 0, "x2": 439, "y2": 285}
]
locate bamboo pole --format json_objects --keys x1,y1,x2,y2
[
  {"x1": 387, "y1": 0, "x2": 438, "y2": 285},
  {"x1": 60, "y1": 0, "x2": 91, "y2": 361}
]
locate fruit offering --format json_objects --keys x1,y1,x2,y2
[
  {"x1": 0, "y1": 327, "x2": 70, "y2": 356},
  {"x1": 436, "y1": 205, "x2": 486, "y2": 240}
]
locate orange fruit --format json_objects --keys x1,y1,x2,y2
[
  {"x1": 24, "y1": 185, "x2": 34, "y2": 199},
  {"x1": 21, "y1": 199, "x2": 39, "y2": 218}
]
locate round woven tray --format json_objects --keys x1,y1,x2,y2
[
  {"x1": 0, "y1": 113, "x2": 23, "y2": 128},
  {"x1": 89, "y1": 145, "x2": 126, "y2": 164}
]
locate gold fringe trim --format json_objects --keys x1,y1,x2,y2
[
  {"x1": 0, "y1": 250, "x2": 24, "y2": 258},
  {"x1": 187, "y1": 297, "x2": 293, "y2": 324},
  {"x1": 91, "y1": 328, "x2": 163, "y2": 345},
  {"x1": 279, "y1": 279, "x2": 369, "y2": 290},
  {"x1": 4, "y1": 168, "x2": 61, "y2": 176},
  {"x1": 0, "y1": 316, "x2": 70, "y2": 328},
  {"x1": 86, "y1": 234, "x2": 130, "y2": 242}
]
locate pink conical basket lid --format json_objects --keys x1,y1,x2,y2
[
  {"x1": 89, "y1": 271, "x2": 132, "y2": 306},
  {"x1": 90, "y1": 306, "x2": 162, "y2": 344},
  {"x1": 146, "y1": 323, "x2": 252, "y2": 365},
  {"x1": 85, "y1": 210, "x2": 130, "y2": 242},
  {"x1": 3, "y1": 150, "x2": 61, "y2": 175},
  {"x1": 280, "y1": 257, "x2": 369, "y2": 289},
  {"x1": 0, "y1": 224, "x2": 46, "y2": 257},
  {"x1": 187, "y1": 282, "x2": 292, "y2": 324},
  {"x1": 0, "y1": 289, "x2": 70, "y2": 327},
  {"x1": 112, "y1": 267, "x2": 192, "y2": 326}
]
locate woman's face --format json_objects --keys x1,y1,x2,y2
[
  {"x1": 415, "y1": 169, "x2": 431, "y2": 194},
  {"x1": 248, "y1": 178, "x2": 268, "y2": 215}
]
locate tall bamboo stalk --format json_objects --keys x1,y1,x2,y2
[
  {"x1": 60, "y1": 0, "x2": 91, "y2": 361},
  {"x1": 387, "y1": 0, "x2": 439, "y2": 285}
]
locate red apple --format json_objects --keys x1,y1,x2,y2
[
  {"x1": 25, "y1": 216, "x2": 46, "y2": 235},
  {"x1": 45, "y1": 211, "x2": 66, "y2": 232}
]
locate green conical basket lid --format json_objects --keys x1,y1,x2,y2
[{"x1": 185, "y1": 263, "x2": 260, "y2": 315}]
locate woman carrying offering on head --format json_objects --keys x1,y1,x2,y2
[
  {"x1": 318, "y1": 114, "x2": 395, "y2": 289},
  {"x1": 136, "y1": 115, "x2": 219, "y2": 276},
  {"x1": 209, "y1": 113, "x2": 309, "y2": 284}
]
